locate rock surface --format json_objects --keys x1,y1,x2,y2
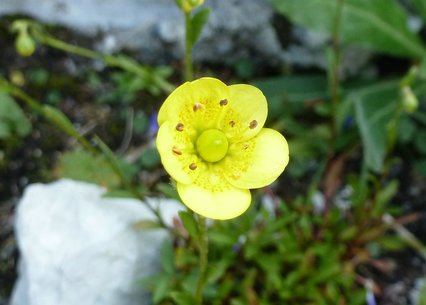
[
  {"x1": 0, "y1": 0, "x2": 372, "y2": 76},
  {"x1": 0, "y1": 0, "x2": 280, "y2": 65},
  {"x1": 11, "y1": 179, "x2": 184, "y2": 305}
]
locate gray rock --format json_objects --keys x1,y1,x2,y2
[
  {"x1": 11, "y1": 179, "x2": 184, "y2": 305},
  {"x1": 0, "y1": 0, "x2": 371, "y2": 75},
  {"x1": 0, "y1": 0, "x2": 279, "y2": 65}
]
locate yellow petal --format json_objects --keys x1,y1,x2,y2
[
  {"x1": 223, "y1": 84, "x2": 268, "y2": 141},
  {"x1": 156, "y1": 120, "x2": 202, "y2": 184},
  {"x1": 158, "y1": 78, "x2": 229, "y2": 131},
  {"x1": 177, "y1": 181, "x2": 251, "y2": 220},
  {"x1": 223, "y1": 128, "x2": 289, "y2": 189}
]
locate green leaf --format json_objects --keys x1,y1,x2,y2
[
  {"x1": 190, "y1": 7, "x2": 211, "y2": 45},
  {"x1": 415, "y1": 130, "x2": 426, "y2": 154},
  {"x1": 414, "y1": 159, "x2": 426, "y2": 177},
  {"x1": 270, "y1": 0, "x2": 426, "y2": 58},
  {"x1": 0, "y1": 92, "x2": 31, "y2": 138},
  {"x1": 170, "y1": 291, "x2": 196, "y2": 305},
  {"x1": 412, "y1": 0, "x2": 426, "y2": 23},
  {"x1": 377, "y1": 235, "x2": 407, "y2": 251},
  {"x1": 178, "y1": 210, "x2": 199, "y2": 239},
  {"x1": 397, "y1": 116, "x2": 417, "y2": 144},
  {"x1": 349, "y1": 81, "x2": 399, "y2": 172},
  {"x1": 160, "y1": 239, "x2": 175, "y2": 274},
  {"x1": 152, "y1": 274, "x2": 172, "y2": 304},
  {"x1": 156, "y1": 182, "x2": 180, "y2": 200},
  {"x1": 56, "y1": 148, "x2": 122, "y2": 188},
  {"x1": 419, "y1": 277, "x2": 426, "y2": 305},
  {"x1": 252, "y1": 75, "x2": 328, "y2": 119},
  {"x1": 139, "y1": 147, "x2": 161, "y2": 169},
  {"x1": 132, "y1": 219, "x2": 162, "y2": 230},
  {"x1": 372, "y1": 180, "x2": 399, "y2": 217}
]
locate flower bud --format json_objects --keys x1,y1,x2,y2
[
  {"x1": 401, "y1": 86, "x2": 418, "y2": 113},
  {"x1": 15, "y1": 31, "x2": 36, "y2": 57},
  {"x1": 176, "y1": 0, "x2": 204, "y2": 13}
]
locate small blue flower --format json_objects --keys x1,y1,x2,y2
[{"x1": 149, "y1": 112, "x2": 159, "y2": 136}]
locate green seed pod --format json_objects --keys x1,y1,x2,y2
[
  {"x1": 15, "y1": 31, "x2": 36, "y2": 57},
  {"x1": 401, "y1": 86, "x2": 418, "y2": 113}
]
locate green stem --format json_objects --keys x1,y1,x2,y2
[
  {"x1": 0, "y1": 77, "x2": 169, "y2": 228},
  {"x1": 185, "y1": 12, "x2": 194, "y2": 81},
  {"x1": 195, "y1": 216, "x2": 208, "y2": 304},
  {"x1": 0, "y1": 77, "x2": 94, "y2": 152},
  {"x1": 330, "y1": 0, "x2": 345, "y2": 146},
  {"x1": 31, "y1": 29, "x2": 174, "y2": 93}
]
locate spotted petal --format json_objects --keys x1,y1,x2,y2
[
  {"x1": 156, "y1": 121, "x2": 201, "y2": 184},
  {"x1": 222, "y1": 84, "x2": 268, "y2": 141},
  {"x1": 158, "y1": 78, "x2": 229, "y2": 130},
  {"x1": 223, "y1": 128, "x2": 289, "y2": 189},
  {"x1": 177, "y1": 179, "x2": 251, "y2": 220}
]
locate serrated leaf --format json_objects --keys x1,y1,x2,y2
[
  {"x1": 270, "y1": 0, "x2": 426, "y2": 58},
  {"x1": 190, "y1": 7, "x2": 211, "y2": 45},
  {"x1": 179, "y1": 210, "x2": 199, "y2": 239}
]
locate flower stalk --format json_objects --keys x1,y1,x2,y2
[
  {"x1": 195, "y1": 216, "x2": 209, "y2": 305},
  {"x1": 185, "y1": 11, "x2": 194, "y2": 81}
]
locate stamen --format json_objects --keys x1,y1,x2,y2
[
  {"x1": 219, "y1": 99, "x2": 228, "y2": 106},
  {"x1": 189, "y1": 163, "x2": 197, "y2": 170},
  {"x1": 175, "y1": 123, "x2": 184, "y2": 131},
  {"x1": 229, "y1": 120, "x2": 236, "y2": 127},
  {"x1": 243, "y1": 144, "x2": 249, "y2": 150},
  {"x1": 249, "y1": 120, "x2": 258, "y2": 129},
  {"x1": 172, "y1": 146, "x2": 182, "y2": 155},
  {"x1": 193, "y1": 102, "x2": 203, "y2": 112}
]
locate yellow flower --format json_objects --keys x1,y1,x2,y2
[{"x1": 156, "y1": 78, "x2": 289, "y2": 220}]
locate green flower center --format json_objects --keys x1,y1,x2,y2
[{"x1": 196, "y1": 129, "x2": 229, "y2": 163}]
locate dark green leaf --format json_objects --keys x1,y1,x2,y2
[
  {"x1": 350, "y1": 81, "x2": 399, "y2": 172},
  {"x1": 270, "y1": 0, "x2": 426, "y2": 58},
  {"x1": 397, "y1": 116, "x2": 417, "y2": 144},
  {"x1": 252, "y1": 75, "x2": 328, "y2": 119},
  {"x1": 412, "y1": 0, "x2": 426, "y2": 23},
  {"x1": 414, "y1": 159, "x2": 426, "y2": 176},
  {"x1": 170, "y1": 291, "x2": 196, "y2": 305},
  {"x1": 139, "y1": 147, "x2": 161, "y2": 169},
  {"x1": 0, "y1": 92, "x2": 31, "y2": 138},
  {"x1": 190, "y1": 7, "x2": 211, "y2": 45},
  {"x1": 415, "y1": 130, "x2": 426, "y2": 153}
]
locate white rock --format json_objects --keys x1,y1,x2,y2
[{"x1": 11, "y1": 179, "x2": 184, "y2": 305}]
